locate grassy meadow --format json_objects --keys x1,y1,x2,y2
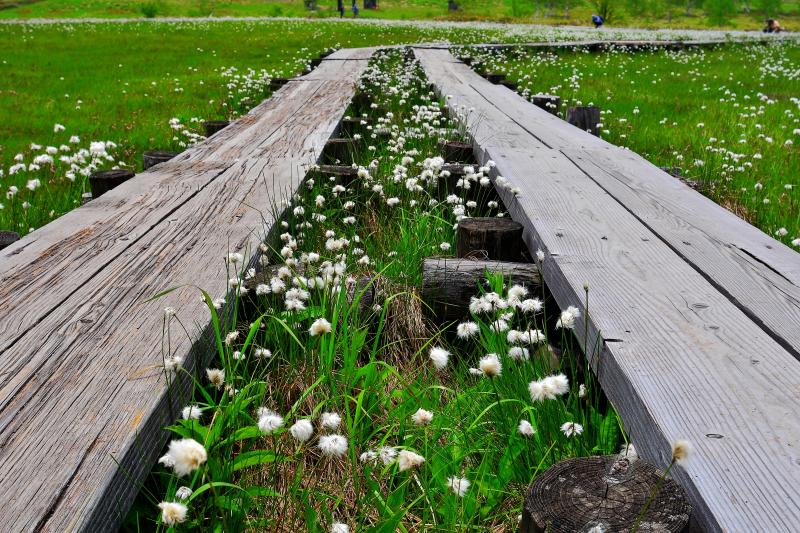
[
  {"x1": 2, "y1": 0, "x2": 800, "y2": 30},
  {"x1": 131, "y1": 48, "x2": 625, "y2": 531},
  {"x1": 466, "y1": 42, "x2": 800, "y2": 247}
]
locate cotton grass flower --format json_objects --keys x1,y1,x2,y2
[
  {"x1": 518, "y1": 419, "x2": 536, "y2": 437},
  {"x1": 331, "y1": 523, "x2": 349, "y2": 533},
  {"x1": 397, "y1": 449, "x2": 425, "y2": 471},
  {"x1": 181, "y1": 404, "x2": 202, "y2": 420},
  {"x1": 560, "y1": 422, "x2": 583, "y2": 437},
  {"x1": 672, "y1": 439, "x2": 692, "y2": 465},
  {"x1": 479, "y1": 353, "x2": 502, "y2": 377},
  {"x1": 411, "y1": 408, "x2": 433, "y2": 425},
  {"x1": 289, "y1": 419, "x2": 314, "y2": 442},
  {"x1": 206, "y1": 368, "x2": 225, "y2": 389},
  {"x1": 309, "y1": 317, "x2": 332, "y2": 336},
  {"x1": 446, "y1": 476, "x2": 471, "y2": 497},
  {"x1": 158, "y1": 501, "x2": 188, "y2": 526},
  {"x1": 258, "y1": 409, "x2": 284, "y2": 434},
  {"x1": 456, "y1": 321, "x2": 479, "y2": 339},
  {"x1": 529, "y1": 374, "x2": 569, "y2": 402},
  {"x1": 321, "y1": 411, "x2": 342, "y2": 430},
  {"x1": 318, "y1": 434, "x2": 348, "y2": 457},
  {"x1": 555, "y1": 306, "x2": 581, "y2": 329},
  {"x1": 175, "y1": 486, "x2": 193, "y2": 500},
  {"x1": 158, "y1": 438, "x2": 207, "y2": 476},
  {"x1": 429, "y1": 346, "x2": 450, "y2": 370}
]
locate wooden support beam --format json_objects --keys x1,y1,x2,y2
[
  {"x1": 531, "y1": 94, "x2": 561, "y2": 116},
  {"x1": 521, "y1": 455, "x2": 691, "y2": 532},
  {"x1": 421, "y1": 257, "x2": 540, "y2": 322},
  {"x1": 203, "y1": 120, "x2": 230, "y2": 137},
  {"x1": 438, "y1": 139, "x2": 474, "y2": 163},
  {"x1": 456, "y1": 217, "x2": 524, "y2": 261},
  {"x1": 567, "y1": 106, "x2": 601, "y2": 136},
  {"x1": 88, "y1": 169, "x2": 135, "y2": 198},
  {"x1": 0, "y1": 231, "x2": 19, "y2": 251},
  {"x1": 143, "y1": 150, "x2": 179, "y2": 171}
]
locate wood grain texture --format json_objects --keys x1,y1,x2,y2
[
  {"x1": 416, "y1": 47, "x2": 800, "y2": 533},
  {"x1": 0, "y1": 54, "x2": 373, "y2": 532}
]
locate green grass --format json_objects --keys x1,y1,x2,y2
[
  {"x1": 469, "y1": 42, "x2": 800, "y2": 247},
  {"x1": 128, "y1": 48, "x2": 624, "y2": 531},
  {"x1": 2, "y1": 0, "x2": 800, "y2": 30},
  {"x1": 0, "y1": 19, "x2": 519, "y2": 233}
]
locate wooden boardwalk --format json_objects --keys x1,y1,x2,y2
[
  {"x1": 414, "y1": 47, "x2": 800, "y2": 533},
  {"x1": 0, "y1": 50, "x2": 372, "y2": 531}
]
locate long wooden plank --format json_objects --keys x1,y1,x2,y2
[
  {"x1": 563, "y1": 148, "x2": 800, "y2": 356},
  {"x1": 416, "y1": 47, "x2": 800, "y2": 532},
  {"x1": 0, "y1": 55, "x2": 372, "y2": 531},
  {"x1": 0, "y1": 62, "x2": 355, "y2": 356}
]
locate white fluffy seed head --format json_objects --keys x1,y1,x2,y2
[
  {"x1": 429, "y1": 346, "x2": 450, "y2": 370},
  {"x1": 321, "y1": 411, "x2": 342, "y2": 430},
  {"x1": 318, "y1": 434, "x2": 348, "y2": 457},
  {"x1": 479, "y1": 354, "x2": 502, "y2": 377},
  {"x1": 309, "y1": 317, "x2": 332, "y2": 336},
  {"x1": 397, "y1": 449, "x2": 426, "y2": 471},
  {"x1": 672, "y1": 439, "x2": 692, "y2": 465},
  {"x1": 411, "y1": 408, "x2": 434, "y2": 425},
  {"x1": 290, "y1": 419, "x2": 314, "y2": 442},
  {"x1": 158, "y1": 438, "x2": 207, "y2": 477},
  {"x1": 158, "y1": 501, "x2": 188, "y2": 526},
  {"x1": 518, "y1": 419, "x2": 536, "y2": 437},
  {"x1": 446, "y1": 476, "x2": 471, "y2": 497}
]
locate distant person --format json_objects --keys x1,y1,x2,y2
[
  {"x1": 337, "y1": 0, "x2": 344, "y2": 17},
  {"x1": 763, "y1": 19, "x2": 783, "y2": 33},
  {"x1": 592, "y1": 14, "x2": 605, "y2": 28},
  {"x1": 352, "y1": 0, "x2": 359, "y2": 16}
]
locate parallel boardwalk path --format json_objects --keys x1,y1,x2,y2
[
  {"x1": 0, "y1": 51, "x2": 373, "y2": 532},
  {"x1": 414, "y1": 47, "x2": 800, "y2": 532}
]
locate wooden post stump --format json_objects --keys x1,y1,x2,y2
[
  {"x1": 0, "y1": 230, "x2": 20, "y2": 251},
  {"x1": 203, "y1": 120, "x2": 230, "y2": 137},
  {"x1": 484, "y1": 72, "x2": 506, "y2": 84},
  {"x1": 142, "y1": 150, "x2": 179, "y2": 171},
  {"x1": 532, "y1": 94, "x2": 561, "y2": 116},
  {"x1": 567, "y1": 106, "x2": 601, "y2": 136},
  {"x1": 521, "y1": 455, "x2": 691, "y2": 533},
  {"x1": 340, "y1": 116, "x2": 371, "y2": 137},
  {"x1": 448, "y1": 0, "x2": 459, "y2": 10},
  {"x1": 323, "y1": 138, "x2": 360, "y2": 164},
  {"x1": 310, "y1": 57, "x2": 323, "y2": 68},
  {"x1": 438, "y1": 139, "x2": 474, "y2": 163},
  {"x1": 457, "y1": 217, "x2": 524, "y2": 261},
  {"x1": 499, "y1": 79, "x2": 518, "y2": 91},
  {"x1": 460, "y1": 56, "x2": 473, "y2": 66},
  {"x1": 81, "y1": 192, "x2": 93, "y2": 205},
  {"x1": 422, "y1": 258, "x2": 540, "y2": 322},
  {"x1": 312, "y1": 164, "x2": 358, "y2": 187},
  {"x1": 88, "y1": 169, "x2": 135, "y2": 198},
  {"x1": 659, "y1": 166, "x2": 682, "y2": 178},
  {"x1": 269, "y1": 77, "x2": 290, "y2": 91}
]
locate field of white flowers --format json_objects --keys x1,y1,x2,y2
[{"x1": 129, "y1": 48, "x2": 627, "y2": 531}]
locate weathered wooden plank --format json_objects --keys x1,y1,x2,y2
[
  {"x1": 416, "y1": 47, "x2": 800, "y2": 533},
  {"x1": 0, "y1": 61, "x2": 367, "y2": 356},
  {"x1": 563, "y1": 148, "x2": 800, "y2": 357},
  {"x1": 325, "y1": 46, "x2": 379, "y2": 60},
  {"x1": 0, "y1": 54, "x2": 373, "y2": 531}
]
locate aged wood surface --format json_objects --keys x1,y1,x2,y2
[
  {"x1": 520, "y1": 455, "x2": 691, "y2": 533},
  {"x1": 0, "y1": 53, "x2": 373, "y2": 532},
  {"x1": 422, "y1": 257, "x2": 540, "y2": 322},
  {"x1": 415, "y1": 47, "x2": 800, "y2": 533}
]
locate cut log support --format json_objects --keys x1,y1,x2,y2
[
  {"x1": 499, "y1": 79, "x2": 518, "y2": 91},
  {"x1": 484, "y1": 72, "x2": 506, "y2": 84},
  {"x1": 88, "y1": 169, "x2": 135, "y2": 198},
  {"x1": 323, "y1": 138, "x2": 360, "y2": 164},
  {"x1": 422, "y1": 257, "x2": 540, "y2": 322},
  {"x1": 143, "y1": 150, "x2": 179, "y2": 171},
  {"x1": 203, "y1": 120, "x2": 230, "y2": 137},
  {"x1": 311, "y1": 164, "x2": 358, "y2": 187},
  {"x1": 340, "y1": 116, "x2": 371, "y2": 137},
  {"x1": 81, "y1": 192, "x2": 93, "y2": 205},
  {"x1": 269, "y1": 77, "x2": 290, "y2": 91},
  {"x1": 520, "y1": 455, "x2": 691, "y2": 533},
  {"x1": 0, "y1": 230, "x2": 20, "y2": 251},
  {"x1": 438, "y1": 139, "x2": 474, "y2": 163},
  {"x1": 448, "y1": 0, "x2": 459, "y2": 10},
  {"x1": 567, "y1": 106, "x2": 601, "y2": 136},
  {"x1": 310, "y1": 57, "x2": 323, "y2": 68},
  {"x1": 531, "y1": 94, "x2": 561, "y2": 116},
  {"x1": 457, "y1": 217, "x2": 524, "y2": 261}
]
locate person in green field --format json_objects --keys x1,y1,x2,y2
[{"x1": 763, "y1": 19, "x2": 783, "y2": 33}]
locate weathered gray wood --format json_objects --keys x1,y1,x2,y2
[
  {"x1": 0, "y1": 53, "x2": 374, "y2": 532},
  {"x1": 323, "y1": 138, "x2": 360, "y2": 164},
  {"x1": 521, "y1": 455, "x2": 691, "y2": 533},
  {"x1": 88, "y1": 168, "x2": 135, "y2": 197},
  {"x1": 416, "y1": 47, "x2": 800, "y2": 533},
  {"x1": 142, "y1": 150, "x2": 178, "y2": 170},
  {"x1": 567, "y1": 106, "x2": 601, "y2": 136},
  {"x1": 438, "y1": 139, "x2": 474, "y2": 162},
  {"x1": 456, "y1": 217, "x2": 524, "y2": 260},
  {"x1": 422, "y1": 257, "x2": 540, "y2": 322}
]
